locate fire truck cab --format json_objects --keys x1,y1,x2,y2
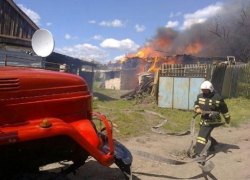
[{"x1": 0, "y1": 29, "x2": 132, "y2": 180}]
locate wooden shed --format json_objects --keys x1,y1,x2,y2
[
  {"x1": 0, "y1": 0, "x2": 96, "y2": 92},
  {"x1": 0, "y1": 0, "x2": 38, "y2": 51}
]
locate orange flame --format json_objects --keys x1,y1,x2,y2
[
  {"x1": 148, "y1": 57, "x2": 159, "y2": 72},
  {"x1": 185, "y1": 41, "x2": 203, "y2": 54},
  {"x1": 121, "y1": 57, "x2": 127, "y2": 62},
  {"x1": 138, "y1": 47, "x2": 159, "y2": 57},
  {"x1": 120, "y1": 39, "x2": 203, "y2": 73},
  {"x1": 147, "y1": 57, "x2": 177, "y2": 72}
]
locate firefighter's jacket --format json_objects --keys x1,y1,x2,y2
[{"x1": 194, "y1": 91, "x2": 230, "y2": 126}]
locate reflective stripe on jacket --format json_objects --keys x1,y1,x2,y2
[{"x1": 194, "y1": 92, "x2": 230, "y2": 126}]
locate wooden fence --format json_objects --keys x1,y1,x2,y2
[
  {"x1": 212, "y1": 64, "x2": 249, "y2": 98},
  {"x1": 160, "y1": 64, "x2": 208, "y2": 77}
]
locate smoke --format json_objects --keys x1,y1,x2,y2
[{"x1": 143, "y1": 0, "x2": 250, "y2": 61}]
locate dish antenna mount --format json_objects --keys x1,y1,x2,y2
[{"x1": 31, "y1": 29, "x2": 55, "y2": 57}]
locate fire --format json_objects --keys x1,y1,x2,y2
[
  {"x1": 185, "y1": 41, "x2": 203, "y2": 54},
  {"x1": 138, "y1": 47, "x2": 162, "y2": 58},
  {"x1": 123, "y1": 47, "x2": 162, "y2": 60},
  {"x1": 155, "y1": 37, "x2": 172, "y2": 48},
  {"x1": 147, "y1": 57, "x2": 177, "y2": 72},
  {"x1": 136, "y1": 51, "x2": 144, "y2": 58},
  {"x1": 121, "y1": 57, "x2": 127, "y2": 62},
  {"x1": 148, "y1": 57, "x2": 159, "y2": 72},
  {"x1": 119, "y1": 39, "x2": 203, "y2": 73},
  {"x1": 126, "y1": 53, "x2": 136, "y2": 58}
]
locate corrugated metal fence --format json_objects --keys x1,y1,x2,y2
[
  {"x1": 158, "y1": 64, "x2": 208, "y2": 110},
  {"x1": 158, "y1": 63, "x2": 249, "y2": 110}
]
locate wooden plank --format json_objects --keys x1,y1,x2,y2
[
  {"x1": 10, "y1": 8, "x2": 15, "y2": 36},
  {"x1": 0, "y1": 0, "x2": 4, "y2": 33},
  {"x1": 221, "y1": 66, "x2": 233, "y2": 98},
  {"x1": 211, "y1": 66, "x2": 226, "y2": 95},
  {"x1": 0, "y1": 34, "x2": 31, "y2": 41},
  {"x1": 3, "y1": 1, "x2": 8, "y2": 34},
  {"x1": 7, "y1": 2, "x2": 11, "y2": 35},
  {"x1": 230, "y1": 66, "x2": 239, "y2": 97},
  {"x1": 206, "y1": 64, "x2": 212, "y2": 80},
  {"x1": 13, "y1": 10, "x2": 17, "y2": 36},
  {"x1": 19, "y1": 19, "x2": 23, "y2": 38},
  {"x1": 15, "y1": 14, "x2": 20, "y2": 37}
]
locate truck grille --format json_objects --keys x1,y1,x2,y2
[{"x1": 0, "y1": 78, "x2": 20, "y2": 91}]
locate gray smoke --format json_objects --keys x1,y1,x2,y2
[{"x1": 143, "y1": 0, "x2": 250, "y2": 62}]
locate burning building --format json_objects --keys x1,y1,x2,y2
[
  {"x1": 103, "y1": 0, "x2": 250, "y2": 91},
  {"x1": 102, "y1": 52, "x2": 232, "y2": 91}
]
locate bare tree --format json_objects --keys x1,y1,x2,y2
[{"x1": 208, "y1": 3, "x2": 250, "y2": 62}]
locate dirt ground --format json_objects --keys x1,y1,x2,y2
[{"x1": 58, "y1": 122, "x2": 250, "y2": 180}]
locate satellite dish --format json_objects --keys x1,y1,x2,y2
[{"x1": 31, "y1": 29, "x2": 55, "y2": 57}]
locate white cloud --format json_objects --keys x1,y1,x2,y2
[
  {"x1": 181, "y1": 2, "x2": 223, "y2": 30},
  {"x1": 100, "y1": 38, "x2": 140, "y2": 52},
  {"x1": 46, "y1": 22, "x2": 52, "y2": 26},
  {"x1": 166, "y1": 21, "x2": 179, "y2": 28},
  {"x1": 93, "y1": 35, "x2": 103, "y2": 40},
  {"x1": 169, "y1": 12, "x2": 182, "y2": 18},
  {"x1": 17, "y1": 4, "x2": 41, "y2": 26},
  {"x1": 55, "y1": 44, "x2": 109, "y2": 62},
  {"x1": 99, "y1": 19, "x2": 125, "y2": 27},
  {"x1": 88, "y1": 20, "x2": 96, "y2": 24},
  {"x1": 135, "y1": 24, "x2": 146, "y2": 32},
  {"x1": 65, "y1": 33, "x2": 78, "y2": 40},
  {"x1": 114, "y1": 54, "x2": 125, "y2": 61},
  {"x1": 65, "y1": 34, "x2": 71, "y2": 40}
]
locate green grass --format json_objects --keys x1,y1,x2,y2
[
  {"x1": 92, "y1": 82, "x2": 250, "y2": 140},
  {"x1": 225, "y1": 97, "x2": 250, "y2": 127}
]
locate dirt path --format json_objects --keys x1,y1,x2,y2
[{"x1": 62, "y1": 122, "x2": 250, "y2": 180}]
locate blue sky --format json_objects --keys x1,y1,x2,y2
[{"x1": 13, "y1": 0, "x2": 227, "y2": 63}]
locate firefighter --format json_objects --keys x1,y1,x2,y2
[{"x1": 194, "y1": 81, "x2": 230, "y2": 156}]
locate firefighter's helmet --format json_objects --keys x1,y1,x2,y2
[{"x1": 200, "y1": 81, "x2": 214, "y2": 92}]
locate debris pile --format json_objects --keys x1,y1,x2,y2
[{"x1": 120, "y1": 73, "x2": 155, "y2": 100}]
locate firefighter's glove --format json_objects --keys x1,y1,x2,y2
[
  {"x1": 208, "y1": 111, "x2": 220, "y2": 120},
  {"x1": 225, "y1": 117, "x2": 230, "y2": 124},
  {"x1": 195, "y1": 108, "x2": 202, "y2": 114}
]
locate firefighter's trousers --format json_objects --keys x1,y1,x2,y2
[{"x1": 194, "y1": 125, "x2": 218, "y2": 155}]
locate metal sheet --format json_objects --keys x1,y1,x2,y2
[
  {"x1": 173, "y1": 78, "x2": 189, "y2": 110},
  {"x1": 158, "y1": 77, "x2": 173, "y2": 108},
  {"x1": 158, "y1": 77, "x2": 205, "y2": 110},
  {"x1": 189, "y1": 78, "x2": 205, "y2": 110}
]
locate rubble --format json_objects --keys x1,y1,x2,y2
[{"x1": 120, "y1": 73, "x2": 154, "y2": 100}]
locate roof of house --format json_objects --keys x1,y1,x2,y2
[
  {"x1": 46, "y1": 52, "x2": 97, "y2": 67},
  {"x1": 6, "y1": 0, "x2": 39, "y2": 30}
]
